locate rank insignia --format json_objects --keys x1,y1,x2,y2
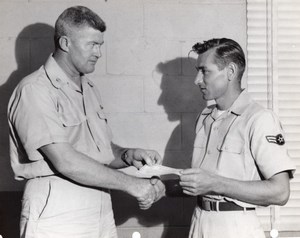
[{"x1": 266, "y1": 134, "x2": 285, "y2": 145}]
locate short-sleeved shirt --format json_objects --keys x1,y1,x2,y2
[
  {"x1": 8, "y1": 55, "x2": 115, "y2": 180},
  {"x1": 192, "y1": 90, "x2": 296, "y2": 206}
]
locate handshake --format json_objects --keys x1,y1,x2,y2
[
  {"x1": 120, "y1": 148, "x2": 182, "y2": 210},
  {"x1": 135, "y1": 176, "x2": 166, "y2": 210}
]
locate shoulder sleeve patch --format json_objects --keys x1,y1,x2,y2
[{"x1": 266, "y1": 134, "x2": 285, "y2": 145}]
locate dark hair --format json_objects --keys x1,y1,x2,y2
[
  {"x1": 192, "y1": 38, "x2": 246, "y2": 80},
  {"x1": 54, "y1": 6, "x2": 106, "y2": 49}
]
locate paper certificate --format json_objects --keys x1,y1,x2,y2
[{"x1": 120, "y1": 164, "x2": 182, "y2": 178}]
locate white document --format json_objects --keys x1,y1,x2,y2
[{"x1": 120, "y1": 164, "x2": 182, "y2": 178}]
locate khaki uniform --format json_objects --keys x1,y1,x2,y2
[
  {"x1": 8, "y1": 56, "x2": 117, "y2": 238},
  {"x1": 189, "y1": 90, "x2": 295, "y2": 238}
]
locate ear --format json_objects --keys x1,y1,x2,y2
[
  {"x1": 58, "y1": 36, "x2": 70, "y2": 52},
  {"x1": 227, "y1": 62, "x2": 237, "y2": 81}
]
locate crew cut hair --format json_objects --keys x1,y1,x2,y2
[
  {"x1": 192, "y1": 38, "x2": 246, "y2": 80},
  {"x1": 54, "y1": 6, "x2": 106, "y2": 49}
]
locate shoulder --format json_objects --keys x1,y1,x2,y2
[
  {"x1": 14, "y1": 66, "x2": 52, "y2": 94},
  {"x1": 243, "y1": 101, "x2": 278, "y2": 122}
]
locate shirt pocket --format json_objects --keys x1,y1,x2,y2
[
  {"x1": 217, "y1": 138, "x2": 244, "y2": 154},
  {"x1": 58, "y1": 103, "x2": 86, "y2": 127},
  {"x1": 192, "y1": 128, "x2": 207, "y2": 168}
]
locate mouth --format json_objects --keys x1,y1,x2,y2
[
  {"x1": 90, "y1": 58, "x2": 98, "y2": 63},
  {"x1": 89, "y1": 60, "x2": 97, "y2": 65}
]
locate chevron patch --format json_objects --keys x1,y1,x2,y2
[{"x1": 266, "y1": 134, "x2": 285, "y2": 145}]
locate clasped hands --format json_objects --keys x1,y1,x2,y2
[{"x1": 127, "y1": 148, "x2": 166, "y2": 210}]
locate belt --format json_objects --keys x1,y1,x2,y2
[{"x1": 197, "y1": 197, "x2": 255, "y2": 212}]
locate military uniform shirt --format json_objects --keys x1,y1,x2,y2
[
  {"x1": 8, "y1": 55, "x2": 115, "y2": 180},
  {"x1": 192, "y1": 90, "x2": 296, "y2": 206}
]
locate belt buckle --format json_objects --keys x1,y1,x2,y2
[{"x1": 202, "y1": 199, "x2": 219, "y2": 211}]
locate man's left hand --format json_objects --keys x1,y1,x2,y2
[
  {"x1": 127, "y1": 148, "x2": 162, "y2": 169},
  {"x1": 179, "y1": 168, "x2": 218, "y2": 196}
]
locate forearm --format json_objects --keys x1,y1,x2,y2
[
  {"x1": 40, "y1": 143, "x2": 145, "y2": 197},
  {"x1": 213, "y1": 172, "x2": 290, "y2": 206}
]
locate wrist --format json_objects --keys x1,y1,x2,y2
[{"x1": 121, "y1": 149, "x2": 131, "y2": 166}]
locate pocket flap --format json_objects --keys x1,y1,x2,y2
[{"x1": 217, "y1": 138, "x2": 244, "y2": 154}]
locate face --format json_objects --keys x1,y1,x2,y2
[
  {"x1": 194, "y1": 49, "x2": 229, "y2": 102},
  {"x1": 68, "y1": 26, "x2": 104, "y2": 75}
]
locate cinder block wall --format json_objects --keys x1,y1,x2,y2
[{"x1": 0, "y1": 0, "x2": 246, "y2": 237}]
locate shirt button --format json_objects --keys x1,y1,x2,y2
[{"x1": 207, "y1": 150, "x2": 211, "y2": 154}]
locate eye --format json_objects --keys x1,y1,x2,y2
[{"x1": 195, "y1": 66, "x2": 201, "y2": 72}]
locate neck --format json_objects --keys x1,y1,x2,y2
[
  {"x1": 216, "y1": 87, "x2": 243, "y2": 110},
  {"x1": 53, "y1": 51, "x2": 82, "y2": 88}
]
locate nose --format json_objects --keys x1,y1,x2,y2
[
  {"x1": 194, "y1": 71, "x2": 203, "y2": 85},
  {"x1": 94, "y1": 45, "x2": 102, "y2": 58}
]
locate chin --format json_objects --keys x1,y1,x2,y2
[{"x1": 83, "y1": 67, "x2": 96, "y2": 74}]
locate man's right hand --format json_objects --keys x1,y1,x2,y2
[{"x1": 136, "y1": 178, "x2": 165, "y2": 210}]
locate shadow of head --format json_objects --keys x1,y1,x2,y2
[
  {"x1": 2, "y1": 23, "x2": 55, "y2": 98},
  {"x1": 155, "y1": 57, "x2": 205, "y2": 121},
  {"x1": 16, "y1": 23, "x2": 55, "y2": 74}
]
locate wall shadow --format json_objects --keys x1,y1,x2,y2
[
  {"x1": 113, "y1": 57, "x2": 206, "y2": 238},
  {"x1": 0, "y1": 23, "x2": 54, "y2": 238}
]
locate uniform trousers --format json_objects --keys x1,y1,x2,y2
[
  {"x1": 20, "y1": 176, "x2": 117, "y2": 238},
  {"x1": 189, "y1": 206, "x2": 266, "y2": 238}
]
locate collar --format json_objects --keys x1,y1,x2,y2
[
  {"x1": 44, "y1": 55, "x2": 71, "y2": 89},
  {"x1": 200, "y1": 90, "x2": 253, "y2": 118},
  {"x1": 227, "y1": 89, "x2": 253, "y2": 116},
  {"x1": 44, "y1": 55, "x2": 95, "y2": 90}
]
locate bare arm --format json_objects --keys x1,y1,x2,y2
[
  {"x1": 180, "y1": 168, "x2": 290, "y2": 206},
  {"x1": 40, "y1": 143, "x2": 153, "y2": 199}
]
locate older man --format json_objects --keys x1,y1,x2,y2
[{"x1": 8, "y1": 6, "x2": 164, "y2": 238}]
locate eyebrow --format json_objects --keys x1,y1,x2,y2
[{"x1": 195, "y1": 66, "x2": 206, "y2": 71}]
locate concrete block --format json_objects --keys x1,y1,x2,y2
[
  {"x1": 28, "y1": 0, "x2": 144, "y2": 42},
  {"x1": 90, "y1": 75, "x2": 144, "y2": 113},
  {"x1": 30, "y1": 37, "x2": 55, "y2": 72},
  {"x1": 106, "y1": 38, "x2": 181, "y2": 75},
  {"x1": 106, "y1": 112, "x2": 180, "y2": 151},
  {"x1": 0, "y1": 2, "x2": 32, "y2": 37},
  {"x1": 145, "y1": 74, "x2": 203, "y2": 113},
  {"x1": 96, "y1": 0, "x2": 144, "y2": 40},
  {"x1": 28, "y1": 2, "x2": 71, "y2": 26},
  {"x1": 0, "y1": 38, "x2": 30, "y2": 81},
  {"x1": 144, "y1": 3, "x2": 246, "y2": 40}
]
